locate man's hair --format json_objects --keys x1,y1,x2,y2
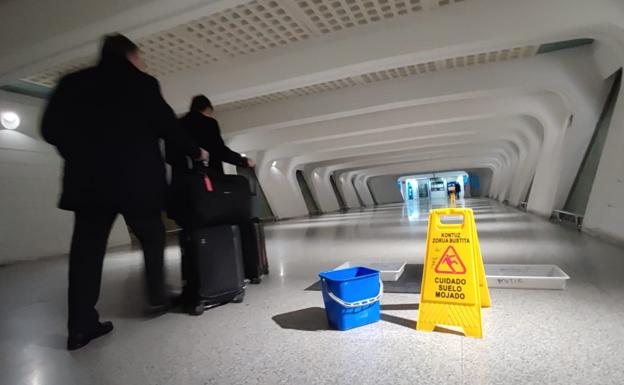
[
  {"x1": 100, "y1": 33, "x2": 139, "y2": 62},
  {"x1": 190, "y1": 95, "x2": 213, "y2": 112}
]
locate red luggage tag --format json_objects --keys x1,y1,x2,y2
[{"x1": 203, "y1": 175, "x2": 214, "y2": 192}]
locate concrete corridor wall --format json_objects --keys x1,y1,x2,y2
[
  {"x1": 368, "y1": 175, "x2": 403, "y2": 205},
  {"x1": 0, "y1": 91, "x2": 130, "y2": 264}
]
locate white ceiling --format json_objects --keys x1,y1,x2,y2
[
  {"x1": 218, "y1": 45, "x2": 537, "y2": 110},
  {"x1": 21, "y1": 0, "x2": 475, "y2": 107}
]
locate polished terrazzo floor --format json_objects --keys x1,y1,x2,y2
[{"x1": 1, "y1": 198, "x2": 624, "y2": 385}]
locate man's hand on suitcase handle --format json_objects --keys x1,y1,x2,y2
[
  {"x1": 196, "y1": 148, "x2": 209, "y2": 162},
  {"x1": 246, "y1": 158, "x2": 256, "y2": 168}
]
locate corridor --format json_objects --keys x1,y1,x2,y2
[{"x1": 1, "y1": 199, "x2": 623, "y2": 385}]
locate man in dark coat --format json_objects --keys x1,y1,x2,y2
[
  {"x1": 41, "y1": 34, "x2": 207, "y2": 350},
  {"x1": 166, "y1": 95, "x2": 254, "y2": 222}
]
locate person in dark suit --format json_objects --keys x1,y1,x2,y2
[
  {"x1": 41, "y1": 33, "x2": 208, "y2": 350},
  {"x1": 166, "y1": 95, "x2": 254, "y2": 222},
  {"x1": 170, "y1": 95, "x2": 255, "y2": 174}
]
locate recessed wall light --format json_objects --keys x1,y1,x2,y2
[
  {"x1": 1, "y1": 111, "x2": 20, "y2": 130},
  {"x1": 271, "y1": 161, "x2": 277, "y2": 167}
]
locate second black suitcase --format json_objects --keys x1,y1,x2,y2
[
  {"x1": 240, "y1": 220, "x2": 269, "y2": 284},
  {"x1": 180, "y1": 225, "x2": 246, "y2": 315}
]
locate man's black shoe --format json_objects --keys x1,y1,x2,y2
[{"x1": 67, "y1": 321, "x2": 114, "y2": 351}]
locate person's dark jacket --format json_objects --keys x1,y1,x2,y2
[
  {"x1": 41, "y1": 57, "x2": 200, "y2": 212},
  {"x1": 165, "y1": 110, "x2": 248, "y2": 223},
  {"x1": 167, "y1": 110, "x2": 248, "y2": 175}
]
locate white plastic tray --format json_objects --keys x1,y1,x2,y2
[
  {"x1": 334, "y1": 261, "x2": 406, "y2": 281},
  {"x1": 485, "y1": 264, "x2": 570, "y2": 290}
]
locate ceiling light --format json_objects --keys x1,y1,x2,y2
[
  {"x1": 1, "y1": 111, "x2": 20, "y2": 130},
  {"x1": 241, "y1": 153, "x2": 247, "y2": 157},
  {"x1": 271, "y1": 161, "x2": 277, "y2": 167}
]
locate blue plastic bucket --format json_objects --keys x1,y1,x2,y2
[{"x1": 319, "y1": 267, "x2": 383, "y2": 330}]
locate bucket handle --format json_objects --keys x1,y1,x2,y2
[{"x1": 323, "y1": 278, "x2": 384, "y2": 308}]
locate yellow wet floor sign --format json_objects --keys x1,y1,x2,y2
[{"x1": 417, "y1": 208, "x2": 490, "y2": 338}]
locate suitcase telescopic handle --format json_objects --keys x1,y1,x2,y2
[
  {"x1": 192, "y1": 160, "x2": 210, "y2": 172},
  {"x1": 323, "y1": 278, "x2": 383, "y2": 308}
]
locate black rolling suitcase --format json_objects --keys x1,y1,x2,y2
[
  {"x1": 180, "y1": 225, "x2": 246, "y2": 315},
  {"x1": 240, "y1": 219, "x2": 269, "y2": 284}
]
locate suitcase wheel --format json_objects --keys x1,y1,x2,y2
[
  {"x1": 250, "y1": 277, "x2": 262, "y2": 285},
  {"x1": 232, "y1": 292, "x2": 245, "y2": 303},
  {"x1": 189, "y1": 302, "x2": 205, "y2": 316}
]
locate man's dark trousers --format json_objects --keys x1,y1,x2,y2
[{"x1": 67, "y1": 210, "x2": 166, "y2": 334}]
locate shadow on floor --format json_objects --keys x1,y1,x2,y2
[
  {"x1": 380, "y1": 303, "x2": 419, "y2": 311},
  {"x1": 273, "y1": 302, "x2": 466, "y2": 337},
  {"x1": 380, "y1": 312, "x2": 468, "y2": 336},
  {"x1": 379, "y1": 303, "x2": 419, "y2": 330},
  {"x1": 432, "y1": 326, "x2": 466, "y2": 336},
  {"x1": 272, "y1": 304, "x2": 420, "y2": 332},
  {"x1": 380, "y1": 313, "x2": 415, "y2": 329},
  {"x1": 272, "y1": 307, "x2": 332, "y2": 331}
]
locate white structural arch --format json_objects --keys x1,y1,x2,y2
[{"x1": 228, "y1": 49, "x2": 606, "y2": 219}]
